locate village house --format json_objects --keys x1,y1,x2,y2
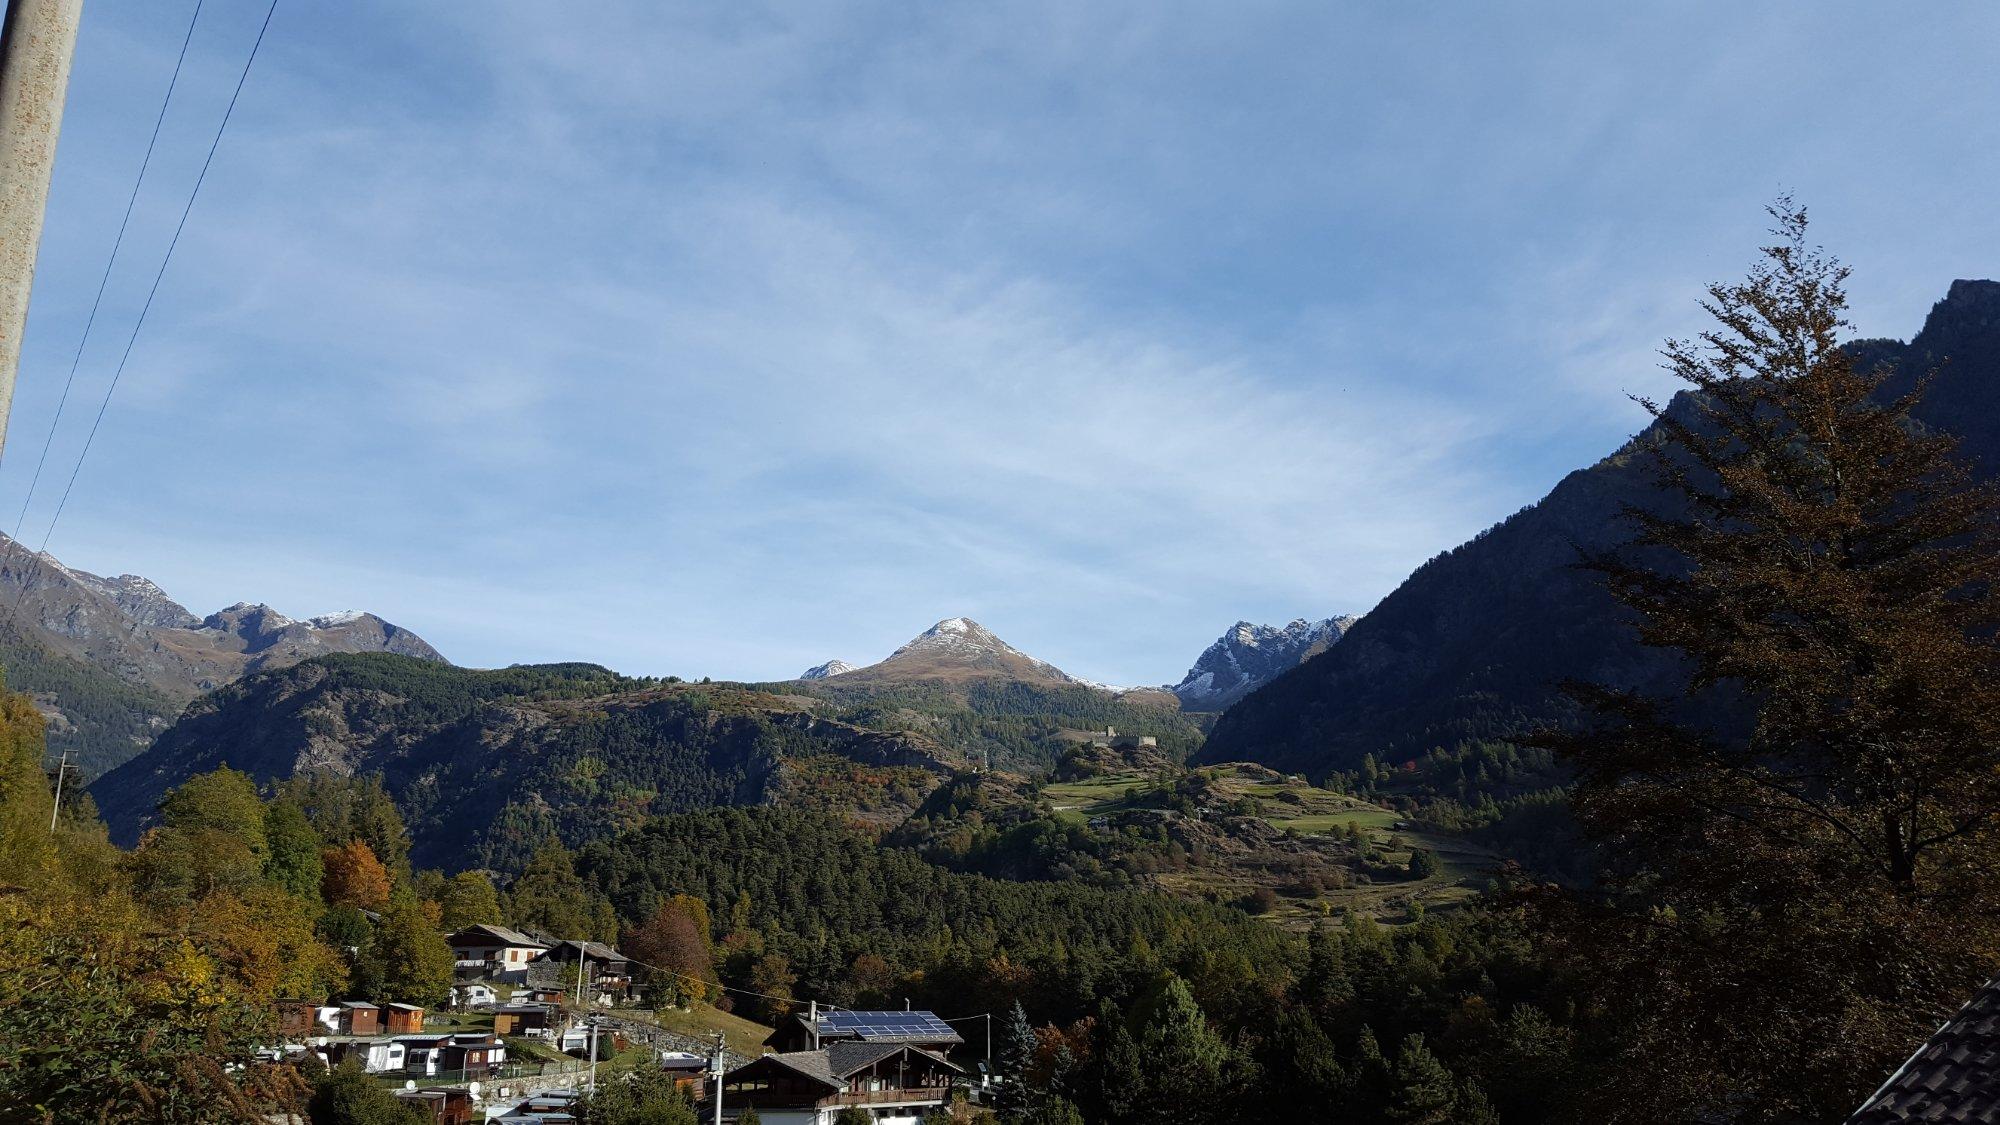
[
  {"x1": 446, "y1": 923, "x2": 549, "y2": 982},
  {"x1": 530, "y1": 939, "x2": 634, "y2": 1003},
  {"x1": 711, "y1": 1042, "x2": 962, "y2": 1125}
]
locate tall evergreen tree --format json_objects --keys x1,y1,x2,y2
[
  {"x1": 1132, "y1": 976, "x2": 1228, "y2": 1125},
  {"x1": 1545, "y1": 201, "x2": 2000, "y2": 1121},
  {"x1": 995, "y1": 1001, "x2": 1038, "y2": 1115}
]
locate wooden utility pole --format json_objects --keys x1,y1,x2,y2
[{"x1": 0, "y1": 0, "x2": 85, "y2": 459}]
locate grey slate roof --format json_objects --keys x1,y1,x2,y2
[
  {"x1": 1849, "y1": 977, "x2": 2000, "y2": 1123},
  {"x1": 450, "y1": 923, "x2": 547, "y2": 948},
  {"x1": 743, "y1": 1043, "x2": 963, "y2": 1090},
  {"x1": 826, "y1": 1041, "x2": 905, "y2": 1077}
]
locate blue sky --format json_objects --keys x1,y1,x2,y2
[{"x1": 14, "y1": 1, "x2": 2000, "y2": 686}]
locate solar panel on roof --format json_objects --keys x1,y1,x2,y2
[{"x1": 819, "y1": 1010, "x2": 957, "y2": 1040}]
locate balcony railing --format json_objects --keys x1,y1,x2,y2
[{"x1": 832, "y1": 1085, "x2": 954, "y2": 1107}]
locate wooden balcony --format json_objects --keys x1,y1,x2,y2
[{"x1": 831, "y1": 1085, "x2": 952, "y2": 1107}]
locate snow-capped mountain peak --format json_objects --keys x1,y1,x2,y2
[
  {"x1": 1171, "y1": 614, "x2": 1359, "y2": 710},
  {"x1": 800, "y1": 659, "x2": 856, "y2": 680}
]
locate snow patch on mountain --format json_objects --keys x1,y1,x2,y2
[{"x1": 800, "y1": 659, "x2": 856, "y2": 680}]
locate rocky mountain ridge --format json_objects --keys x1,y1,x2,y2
[
  {"x1": 0, "y1": 534, "x2": 444, "y2": 772},
  {"x1": 1200, "y1": 279, "x2": 2000, "y2": 776},
  {"x1": 1171, "y1": 615, "x2": 1358, "y2": 710}
]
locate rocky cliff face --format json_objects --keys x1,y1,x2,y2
[
  {"x1": 1200, "y1": 280, "x2": 2000, "y2": 776},
  {"x1": 1171, "y1": 616, "x2": 1357, "y2": 710},
  {"x1": 92, "y1": 653, "x2": 962, "y2": 869},
  {"x1": 0, "y1": 535, "x2": 444, "y2": 773}
]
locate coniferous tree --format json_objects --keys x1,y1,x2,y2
[
  {"x1": 1545, "y1": 201, "x2": 2000, "y2": 1121},
  {"x1": 1383, "y1": 1034, "x2": 1457, "y2": 1124},
  {"x1": 1133, "y1": 976, "x2": 1228, "y2": 1124},
  {"x1": 995, "y1": 1001, "x2": 1038, "y2": 1116}
]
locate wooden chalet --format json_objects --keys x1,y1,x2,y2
[
  {"x1": 714, "y1": 1043, "x2": 961, "y2": 1124},
  {"x1": 395, "y1": 1086, "x2": 476, "y2": 1125},
  {"x1": 384, "y1": 1002, "x2": 425, "y2": 1034},
  {"x1": 531, "y1": 939, "x2": 633, "y2": 1001}
]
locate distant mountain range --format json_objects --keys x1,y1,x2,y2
[
  {"x1": 0, "y1": 534, "x2": 443, "y2": 773},
  {"x1": 1200, "y1": 279, "x2": 2000, "y2": 776},
  {"x1": 1169, "y1": 616, "x2": 1357, "y2": 711}
]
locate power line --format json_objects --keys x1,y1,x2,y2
[
  {"x1": 7, "y1": 0, "x2": 206, "y2": 541},
  {"x1": 32, "y1": 0, "x2": 280, "y2": 557}
]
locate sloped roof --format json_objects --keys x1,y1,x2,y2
[
  {"x1": 449, "y1": 923, "x2": 547, "y2": 948},
  {"x1": 754, "y1": 1051, "x2": 840, "y2": 1089},
  {"x1": 826, "y1": 1042, "x2": 905, "y2": 1076},
  {"x1": 537, "y1": 938, "x2": 627, "y2": 962},
  {"x1": 1849, "y1": 977, "x2": 2000, "y2": 1123}
]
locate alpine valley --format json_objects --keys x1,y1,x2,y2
[{"x1": 80, "y1": 280, "x2": 2000, "y2": 920}]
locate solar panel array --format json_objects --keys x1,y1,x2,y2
[{"x1": 820, "y1": 1010, "x2": 959, "y2": 1041}]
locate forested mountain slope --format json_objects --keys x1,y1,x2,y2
[
  {"x1": 92, "y1": 654, "x2": 963, "y2": 869},
  {"x1": 1201, "y1": 279, "x2": 2000, "y2": 775}
]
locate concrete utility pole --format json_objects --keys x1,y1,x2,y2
[
  {"x1": 0, "y1": 0, "x2": 86, "y2": 460},
  {"x1": 708, "y1": 1032, "x2": 725, "y2": 1125},
  {"x1": 46, "y1": 746, "x2": 66, "y2": 830}
]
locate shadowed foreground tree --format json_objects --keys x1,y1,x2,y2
[{"x1": 1541, "y1": 202, "x2": 2000, "y2": 1122}]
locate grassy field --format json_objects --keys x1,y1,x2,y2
[
  {"x1": 1045, "y1": 762, "x2": 1495, "y2": 925},
  {"x1": 1043, "y1": 771, "x2": 1153, "y2": 816},
  {"x1": 637, "y1": 1002, "x2": 773, "y2": 1056}
]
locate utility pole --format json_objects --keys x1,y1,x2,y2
[
  {"x1": 708, "y1": 1031, "x2": 725, "y2": 1125},
  {"x1": 46, "y1": 745, "x2": 66, "y2": 830},
  {"x1": 0, "y1": 0, "x2": 86, "y2": 458}
]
